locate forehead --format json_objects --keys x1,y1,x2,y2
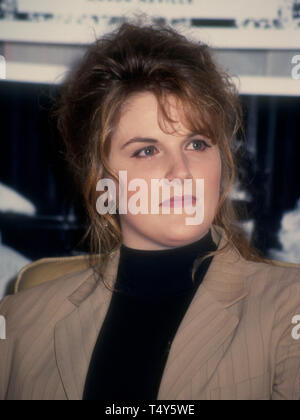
[{"x1": 115, "y1": 91, "x2": 191, "y2": 137}]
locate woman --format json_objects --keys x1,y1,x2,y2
[{"x1": 0, "y1": 21, "x2": 300, "y2": 401}]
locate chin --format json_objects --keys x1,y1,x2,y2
[
  {"x1": 121, "y1": 215, "x2": 211, "y2": 249},
  {"x1": 154, "y1": 224, "x2": 207, "y2": 247}
]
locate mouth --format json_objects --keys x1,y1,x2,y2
[{"x1": 159, "y1": 195, "x2": 197, "y2": 208}]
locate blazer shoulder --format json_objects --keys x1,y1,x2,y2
[
  {"x1": 243, "y1": 258, "x2": 300, "y2": 314},
  {"x1": 0, "y1": 267, "x2": 95, "y2": 326},
  {"x1": 241, "y1": 256, "x2": 300, "y2": 285},
  {"x1": 257, "y1": 259, "x2": 299, "y2": 282}
]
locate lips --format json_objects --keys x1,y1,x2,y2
[{"x1": 160, "y1": 195, "x2": 197, "y2": 208}]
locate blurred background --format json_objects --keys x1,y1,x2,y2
[{"x1": 0, "y1": 0, "x2": 300, "y2": 297}]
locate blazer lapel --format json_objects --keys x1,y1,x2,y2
[
  {"x1": 54, "y1": 252, "x2": 120, "y2": 400},
  {"x1": 54, "y1": 225, "x2": 249, "y2": 400},
  {"x1": 157, "y1": 226, "x2": 250, "y2": 399}
]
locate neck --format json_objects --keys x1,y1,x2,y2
[{"x1": 114, "y1": 229, "x2": 217, "y2": 301}]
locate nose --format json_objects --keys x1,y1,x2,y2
[{"x1": 164, "y1": 151, "x2": 192, "y2": 183}]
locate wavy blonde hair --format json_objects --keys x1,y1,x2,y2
[{"x1": 55, "y1": 20, "x2": 274, "y2": 289}]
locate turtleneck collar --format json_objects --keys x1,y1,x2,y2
[{"x1": 114, "y1": 229, "x2": 217, "y2": 301}]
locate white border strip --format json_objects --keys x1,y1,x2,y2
[
  {"x1": 190, "y1": 28, "x2": 300, "y2": 50},
  {"x1": 2, "y1": 62, "x2": 300, "y2": 96},
  {"x1": 0, "y1": 22, "x2": 300, "y2": 49},
  {"x1": 4, "y1": 61, "x2": 69, "y2": 85},
  {"x1": 235, "y1": 76, "x2": 300, "y2": 96}
]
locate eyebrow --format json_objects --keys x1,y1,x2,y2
[{"x1": 120, "y1": 132, "x2": 201, "y2": 150}]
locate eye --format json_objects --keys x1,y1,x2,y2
[
  {"x1": 131, "y1": 145, "x2": 158, "y2": 159},
  {"x1": 186, "y1": 139, "x2": 211, "y2": 152},
  {"x1": 131, "y1": 139, "x2": 211, "y2": 159}
]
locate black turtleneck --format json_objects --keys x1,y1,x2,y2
[{"x1": 83, "y1": 229, "x2": 217, "y2": 400}]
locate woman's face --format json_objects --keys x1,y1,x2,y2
[{"x1": 106, "y1": 91, "x2": 222, "y2": 250}]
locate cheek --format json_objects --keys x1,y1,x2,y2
[
  {"x1": 210, "y1": 159, "x2": 222, "y2": 191},
  {"x1": 194, "y1": 153, "x2": 222, "y2": 189}
]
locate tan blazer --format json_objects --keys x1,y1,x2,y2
[{"x1": 1, "y1": 225, "x2": 300, "y2": 400}]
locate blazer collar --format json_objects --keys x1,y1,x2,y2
[
  {"x1": 54, "y1": 225, "x2": 250, "y2": 400},
  {"x1": 68, "y1": 224, "x2": 249, "y2": 308}
]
